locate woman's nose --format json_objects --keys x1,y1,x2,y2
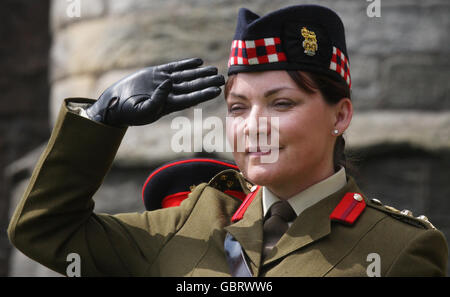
[{"x1": 243, "y1": 106, "x2": 271, "y2": 141}]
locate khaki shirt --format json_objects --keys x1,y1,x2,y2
[
  {"x1": 7, "y1": 98, "x2": 448, "y2": 277},
  {"x1": 263, "y1": 167, "x2": 347, "y2": 219}
]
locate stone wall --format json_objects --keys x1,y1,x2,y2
[
  {"x1": 5, "y1": 0, "x2": 450, "y2": 276},
  {"x1": 0, "y1": 0, "x2": 51, "y2": 276}
]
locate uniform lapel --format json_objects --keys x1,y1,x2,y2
[
  {"x1": 223, "y1": 177, "x2": 377, "y2": 277},
  {"x1": 224, "y1": 189, "x2": 264, "y2": 275},
  {"x1": 262, "y1": 189, "x2": 341, "y2": 266},
  {"x1": 262, "y1": 178, "x2": 362, "y2": 271}
]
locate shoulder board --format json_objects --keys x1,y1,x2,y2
[{"x1": 367, "y1": 198, "x2": 436, "y2": 230}]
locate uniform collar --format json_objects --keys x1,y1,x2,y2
[
  {"x1": 262, "y1": 167, "x2": 347, "y2": 217},
  {"x1": 225, "y1": 174, "x2": 363, "y2": 274}
]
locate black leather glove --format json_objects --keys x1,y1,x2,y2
[{"x1": 85, "y1": 58, "x2": 225, "y2": 127}]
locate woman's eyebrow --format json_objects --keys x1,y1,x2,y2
[
  {"x1": 228, "y1": 92, "x2": 248, "y2": 100},
  {"x1": 228, "y1": 87, "x2": 298, "y2": 101},
  {"x1": 264, "y1": 87, "x2": 297, "y2": 98}
]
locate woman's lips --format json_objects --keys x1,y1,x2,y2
[
  {"x1": 248, "y1": 151, "x2": 272, "y2": 156},
  {"x1": 245, "y1": 146, "x2": 283, "y2": 155}
]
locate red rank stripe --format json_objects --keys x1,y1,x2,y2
[
  {"x1": 330, "y1": 192, "x2": 366, "y2": 225},
  {"x1": 231, "y1": 186, "x2": 261, "y2": 222}
]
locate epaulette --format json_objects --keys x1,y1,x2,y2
[
  {"x1": 367, "y1": 198, "x2": 436, "y2": 230},
  {"x1": 208, "y1": 169, "x2": 253, "y2": 201},
  {"x1": 208, "y1": 170, "x2": 262, "y2": 223}
]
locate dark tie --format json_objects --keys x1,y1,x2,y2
[{"x1": 262, "y1": 200, "x2": 296, "y2": 259}]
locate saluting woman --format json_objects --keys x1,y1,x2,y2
[{"x1": 8, "y1": 5, "x2": 448, "y2": 276}]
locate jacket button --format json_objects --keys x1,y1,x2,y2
[
  {"x1": 417, "y1": 215, "x2": 429, "y2": 221},
  {"x1": 353, "y1": 193, "x2": 363, "y2": 202},
  {"x1": 370, "y1": 198, "x2": 382, "y2": 205},
  {"x1": 400, "y1": 209, "x2": 413, "y2": 217}
]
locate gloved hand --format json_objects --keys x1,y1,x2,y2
[{"x1": 86, "y1": 58, "x2": 225, "y2": 127}]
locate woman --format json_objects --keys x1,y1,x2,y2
[{"x1": 8, "y1": 5, "x2": 447, "y2": 277}]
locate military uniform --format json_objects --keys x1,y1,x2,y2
[{"x1": 7, "y1": 98, "x2": 448, "y2": 276}]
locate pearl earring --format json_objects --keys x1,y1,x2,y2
[{"x1": 332, "y1": 129, "x2": 339, "y2": 136}]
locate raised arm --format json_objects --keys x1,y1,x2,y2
[{"x1": 7, "y1": 58, "x2": 224, "y2": 276}]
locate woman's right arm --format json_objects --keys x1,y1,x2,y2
[{"x1": 7, "y1": 59, "x2": 224, "y2": 276}]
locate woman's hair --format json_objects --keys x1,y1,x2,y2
[{"x1": 224, "y1": 71, "x2": 352, "y2": 173}]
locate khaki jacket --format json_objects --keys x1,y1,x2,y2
[{"x1": 8, "y1": 98, "x2": 448, "y2": 276}]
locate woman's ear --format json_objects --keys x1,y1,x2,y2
[{"x1": 333, "y1": 98, "x2": 353, "y2": 135}]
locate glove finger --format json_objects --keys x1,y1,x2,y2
[
  {"x1": 157, "y1": 57, "x2": 203, "y2": 73},
  {"x1": 167, "y1": 87, "x2": 222, "y2": 112},
  {"x1": 173, "y1": 74, "x2": 225, "y2": 95},
  {"x1": 170, "y1": 66, "x2": 218, "y2": 83}
]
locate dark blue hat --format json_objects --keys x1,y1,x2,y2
[
  {"x1": 142, "y1": 158, "x2": 244, "y2": 211},
  {"x1": 228, "y1": 5, "x2": 351, "y2": 88}
]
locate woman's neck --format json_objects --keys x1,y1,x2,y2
[{"x1": 266, "y1": 165, "x2": 336, "y2": 200}]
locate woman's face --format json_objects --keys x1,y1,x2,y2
[{"x1": 226, "y1": 71, "x2": 343, "y2": 197}]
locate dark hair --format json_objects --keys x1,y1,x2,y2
[{"x1": 224, "y1": 71, "x2": 352, "y2": 173}]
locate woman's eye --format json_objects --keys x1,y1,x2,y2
[
  {"x1": 273, "y1": 100, "x2": 294, "y2": 108},
  {"x1": 228, "y1": 104, "x2": 246, "y2": 113}
]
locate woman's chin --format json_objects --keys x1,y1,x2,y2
[{"x1": 241, "y1": 162, "x2": 280, "y2": 186}]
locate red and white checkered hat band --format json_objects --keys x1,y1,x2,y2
[
  {"x1": 330, "y1": 46, "x2": 351, "y2": 88},
  {"x1": 228, "y1": 37, "x2": 287, "y2": 67}
]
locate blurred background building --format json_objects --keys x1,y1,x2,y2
[{"x1": 1, "y1": 0, "x2": 449, "y2": 276}]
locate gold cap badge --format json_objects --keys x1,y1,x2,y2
[{"x1": 301, "y1": 27, "x2": 318, "y2": 56}]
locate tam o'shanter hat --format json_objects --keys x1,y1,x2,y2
[{"x1": 228, "y1": 5, "x2": 351, "y2": 88}]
